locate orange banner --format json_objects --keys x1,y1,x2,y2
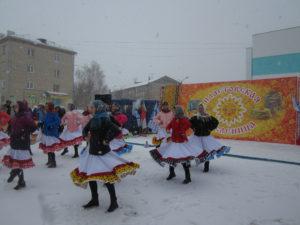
[{"x1": 175, "y1": 77, "x2": 298, "y2": 144}]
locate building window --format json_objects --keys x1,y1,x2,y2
[
  {"x1": 27, "y1": 48, "x2": 34, "y2": 57},
  {"x1": 54, "y1": 70, "x2": 60, "y2": 78},
  {"x1": 27, "y1": 64, "x2": 34, "y2": 73},
  {"x1": 53, "y1": 84, "x2": 60, "y2": 92},
  {"x1": 0, "y1": 80, "x2": 6, "y2": 89},
  {"x1": 54, "y1": 54, "x2": 60, "y2": 62},
  {"x1": 2, "y1": 45, "x2": 6, "y2": 55},
  {"x1": 26, "y1": 81, "x2": 34, "y2": 89}
]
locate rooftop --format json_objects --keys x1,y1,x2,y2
[
  {"x1": 113, "y1": 75, "x2": 178, "y2": 91},
  {"x1": 0, "y1": 31, "x2": 77, "y2": 55}
]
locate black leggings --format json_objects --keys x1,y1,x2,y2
[{"x1": 89, "y1": 181, "x2": 117, "y2": 201}]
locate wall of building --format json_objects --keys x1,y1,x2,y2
[
  {"x1": 112, "y1": 76, "x2": 178, "y2": 100},
  {"x1": 252, "y1": 26, "x2": 300, "y2": 77},
  {"x1": 0, "y1": 38, "x2": 74, "y2": 106}
]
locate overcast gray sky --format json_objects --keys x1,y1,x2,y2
[{"x1": 1, "y1": 0, "x2": 300, "y2": 90}]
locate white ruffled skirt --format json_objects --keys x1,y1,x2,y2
[
  {"x1": 70, "y1": 147, "x2": 140, "y2": 188},
  {"x1": 150, "y1": 141, "x2": 206, "y2": 167},
  {"x1": 39, "y1": 135, "x2": 63, "y2": 153},
  {"x1": 109, "y1": 138, "x2": 133, "y2": 155},
  {"x1": 59, "y1": 128, "x2": 83, "y2": 148},
  {"x1": 0, "y1": 131, "x2": 10, "y2": 149},
  {"x1": 188, "y1": 135, "x2": 230, "y2": 160},
  {"x1": 2, "y1": 148, "x2": 35, "y2": 169}
]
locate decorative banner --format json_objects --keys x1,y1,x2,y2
[
  {"x1": 162, "y1": 85, "x2": 177, "y2": 108},
  {"x1": 174, "y1": 77, "x2": 298, "y2": 144}
]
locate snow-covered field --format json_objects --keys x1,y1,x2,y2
[{"x1": 1, "y1": 137, "x2": 300, "y2": 225}]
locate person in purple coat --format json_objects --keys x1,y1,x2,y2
[{"x1": 2, "y1": 101, "x2": 37, "y2": 190}]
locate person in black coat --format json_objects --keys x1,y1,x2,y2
[
  {"x1": 70, "y1": 100, "x2": 140, "y2": 213},
  {"x1": 189, "y1": 102, "x2": 230, "y2": 172}
]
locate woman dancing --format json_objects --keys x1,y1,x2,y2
[
  {"x1": 2, "y1": 101, "x2": 36, "y2": 190},
  {"x1": 150, "y1": 105, "x2": 198, "y2": 184},
  {"x1": 189, "y1": 102, "x2": 230, "y2": 172},
  {"x1": 70, "y1": 100, "x2": 140, "y2": 212}
]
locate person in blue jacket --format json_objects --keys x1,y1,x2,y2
[{"x1": 39, "y1": 102, "x2": 62, "y2": 168}]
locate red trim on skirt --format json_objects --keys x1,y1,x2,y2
[
  {"x1": 2, "y1": 155, "x2": 35, "y2": 169},
  {"x1": 39, "y1": 142, "x2": 64, "y2": 153},
  {"x1": 60, "y1": 136, "x2": 83, "y2": 148}
]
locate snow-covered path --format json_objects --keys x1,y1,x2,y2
[{"x1": 0, "y1": 138, "x2": 300, "y2": 225}]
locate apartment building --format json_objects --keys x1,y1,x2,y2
[{"x1": 0, "y1": 31, "x2": 76, "y2": 107}]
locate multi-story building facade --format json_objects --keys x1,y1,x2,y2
[
  {"x1": 246, "y1": 26, "x2": 300, "y2": 79},
  {"x1": 0, "y1": 31, "x2": 76, "y2": 107},
  {"x1": 112, "y1": 76, "x2": 179, "y2": 100}
]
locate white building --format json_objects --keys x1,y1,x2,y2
[{"x1": 247, "y1": 26, "x2": 300, "y2": 79}]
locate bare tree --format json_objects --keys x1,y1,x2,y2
[{"x1": 74, "y1": 61, "x2": 108, "y2": 108}]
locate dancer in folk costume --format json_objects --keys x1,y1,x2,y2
[
  {"x1": 150, "y1": 105, "x2": 200, "y2": 184},
  {"x1": 0, "y1": 110, "x2": 11, "y2": 149},
  {"x1": 189, "y1": 102, "x2": 230, "y2": 172},
  {"x1": 109, "y1": 103, "x2": 133, "y2": 155},
  {"x1": 39, "y1": 102, "x2": 62, "y2": 168},
  {"x1": 60, "y1": 104, "x2": 84, "y2": 158},
  {"x1": 70, "y1": 100, "x2": 140, "y2": 212},
  {"x1": 152, "y1": 102, "x2": 174, "y2": 147},
  {"x1": 2, "y1": 101, "x2": 37, "y2": 190}
]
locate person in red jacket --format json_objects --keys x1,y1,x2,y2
[
  {"x1": 150, "y1": 105, "x2": 198, "y2": 184},
  {"x1": 0, "y1": 110, "x2": 11, "y2": 149}
]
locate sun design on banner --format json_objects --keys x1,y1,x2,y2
[{"x1": 213, "y1": 94, "x2": 247, "y2": 126}]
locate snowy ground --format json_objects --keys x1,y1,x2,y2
[{"x1": 0, "y1": 137, "x2": 300, "y2": 225}]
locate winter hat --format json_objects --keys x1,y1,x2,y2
[
  {"x1": 46, "y1": 102, "x2": 55, "y2": 112},
  {"x1": 92, "y1": 100, "x2": 108, "y2": 113},
  {"x1": 174, "y1": 105, "x2": 185, "y2": 118}
]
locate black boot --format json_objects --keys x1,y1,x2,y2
[
  {"x1": 14, "y1": 170, "x2": 26, "y2": 190},
  {"x1": 7, "y1": 169, "x2": 20, "y2": 183},
  {"x1": 61, "y1": 148, "x2": 69, "y2": 156},
  {"x1": 106, "y1": 183, "x2": 118, "y2": 213},
  {"x1": 83, "y1": 181, "x2": 99, "y2": 209},
  {"x1": 182, "y1": 163, "x2": 191, "y2": 184},
  {"x1": 166, "y1": 166, "x2": 176, "y2": 180},
  {"x1": 72, "y1": 145, "x2": 79, "y2": 158},
  {"x1": 203, "y1": 161, "x2": 210, "y2": 173},
  {"x1": 48, "y1": 153, "x2": 57, "y2": 168},
  {"x1": 46, "y1": 153, "x2": 51, "y2": 166}
]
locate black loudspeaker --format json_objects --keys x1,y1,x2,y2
[{"x1": 95, "y1": 94, "x2": 112, "y2": 105}]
